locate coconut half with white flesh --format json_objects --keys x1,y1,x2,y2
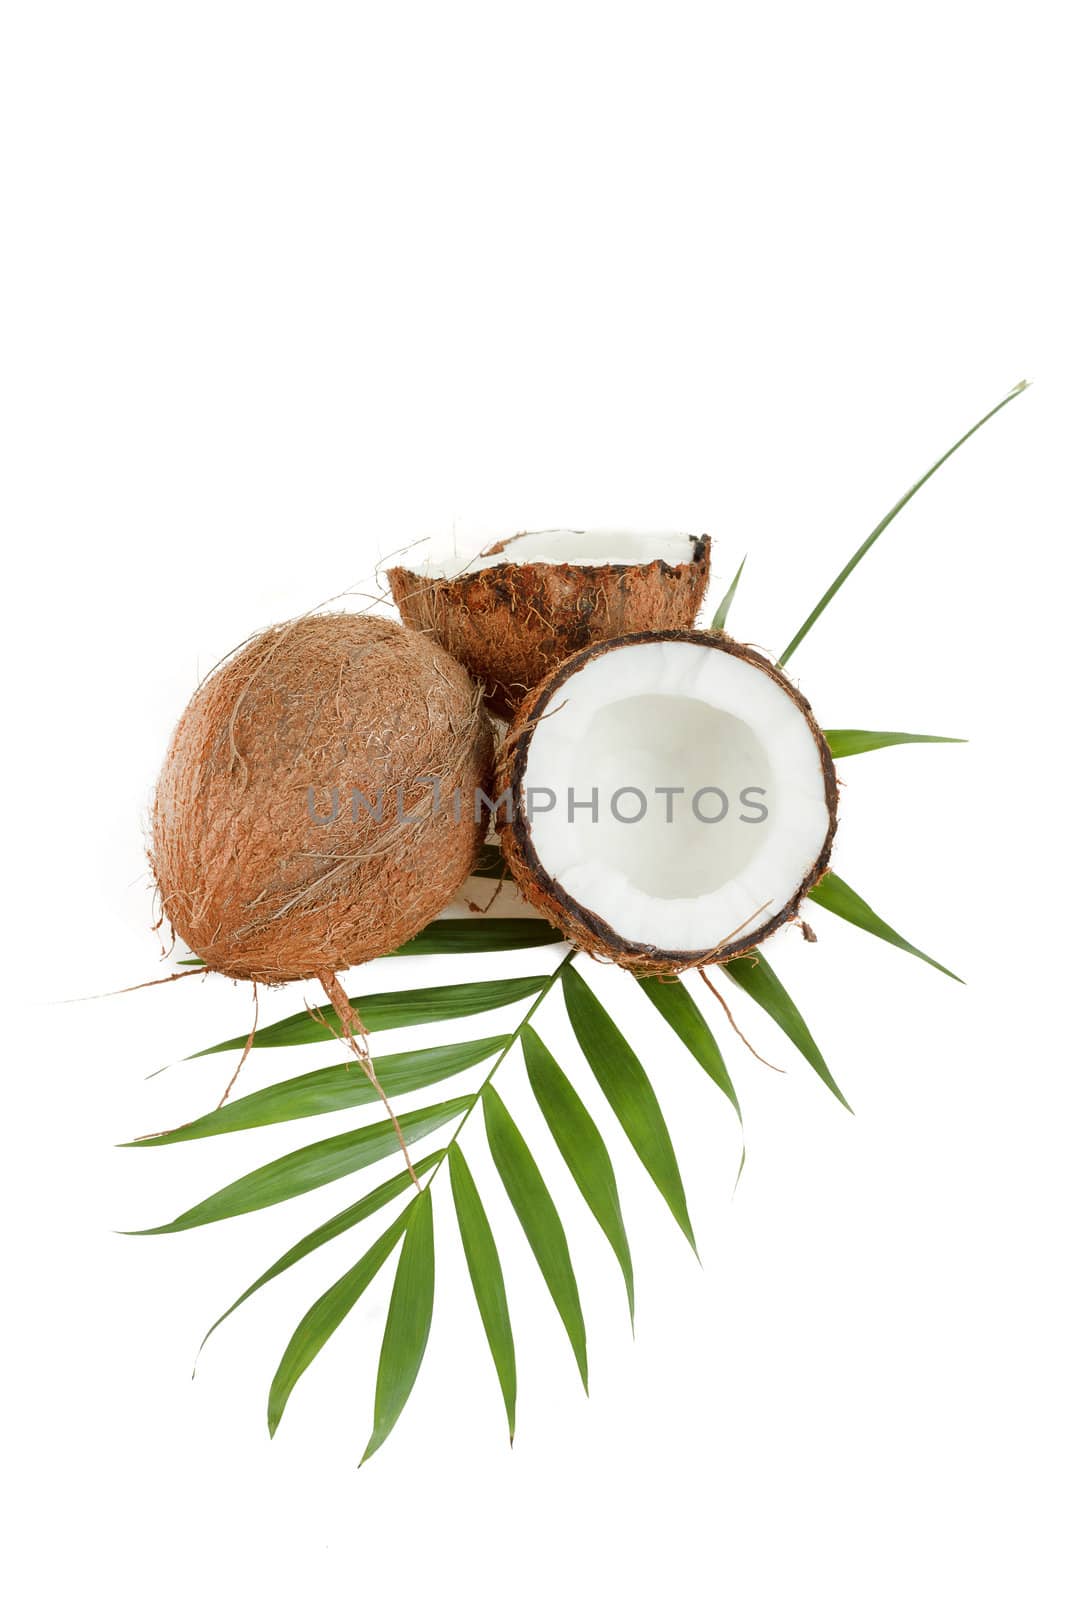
[
  {"x1": 388, "y1": 529, "x2": 710, "y2": 719},
  {"x1": 497, "y1": 630, "x2": 838, "y2": 973}
]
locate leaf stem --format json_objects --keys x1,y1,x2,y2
[{"x1": 425, "y1": 948, "x2": 577, "y2": 1183}]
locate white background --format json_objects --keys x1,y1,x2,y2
[{"x1": 2, "y1": 3, "x2": 1064, "y2": 1597}]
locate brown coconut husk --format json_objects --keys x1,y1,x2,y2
[
  {"x1": 387, "y1": 533, "x2": 711, "y2": 719},
  {"x1": 496, "y1": 629, "x2": 838, "y2": 976},
  {"x1": 151, "y1": 612, "x2": 494, "y2": 984}
]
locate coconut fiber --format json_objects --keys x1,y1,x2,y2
[
  {"x1": 152, "y1": 612, "x2": 494, "y2": 983},
  {"x1": 388, "y1": 534, "x2": 710, "y2": 719}
]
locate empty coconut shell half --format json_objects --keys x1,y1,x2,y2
[
  {"x1": 388, "y1": 529, "x2": 711, "y2": 719},
  {"x1": 496, "y1": 629, "x2": 837, "y2": 974}
]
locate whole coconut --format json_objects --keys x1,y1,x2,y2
[{"x1": 152, "y1": 612, "x2": 494, "y2": 984}]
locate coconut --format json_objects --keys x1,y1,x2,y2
[
  {"x1": 388, "y1": 529, "x2": 711, "y2": 719},
  {"x1": 497, "y1": 629, "x2": 837, "y2": 974},
  {"x1": 151, "y1": 612, "x2": 494, "y2": 985}
]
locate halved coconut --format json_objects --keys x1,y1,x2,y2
[
  {"x1": 497, "y1": 630, "x2": 837, "y2": 973},
  {"x1": 388, "y1": 529, "x2": 710, "y2": 719}
]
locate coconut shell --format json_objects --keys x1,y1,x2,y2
[
  {"x1": 496, "y1": 629, "x2": 838, "y2": 976},
  {"x1": 387, "y1": 534, "x2": 711, "y2": 720},
  {"x1": 151, "y1": 613, "x2": 494, "y2": 984}
]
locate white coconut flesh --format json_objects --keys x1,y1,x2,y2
[
  {"x1": 414, "y1": 530, "x2": 701, "y2": 580},
  {"x1": 519, "y1": 639, "x2": 832, "y2": 954}
]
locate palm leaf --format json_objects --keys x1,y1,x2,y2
[
  {"x1": 824, "y1": 729, "x2": 966, "y2": 759},
  {"x1": 199, "y1": 1152, "x2": 444, "y2": 1353},
  {"x1": 175, "y1": 905, "x2": 531, "y2": 967},
  {"x1": 522, "y1": 1026, "x2": 634, "y2": 1326},
  {"x1": 710, "y1": 556, "x2": 746, "y2": 632},
  {"x1": 779, "y1": 380, "x2": 1028, "y2": 665},
  {"x1": 362, "y1": 1189, "x2": 436, "y2": 1462},
  {"x1": 386, "y1": 918, "x2": 562, "y2": 957},
  {"x1": 807, "y1": 871, "x2": 962, "y2": 982},
  {"x1": 562, "y1": 965, "x2": 696, "y2": 1252},
  {"x1": 268, "y1": 1209, "x2": 410, "y2": 1436},
  {"x1": 193, "y1": 975, "x2": 548, "y2": 1055},
  {"x1": 724, "y1": 954, "x2": 851, "y2": 1111},
  {"x1": 636, "y1": 976, "x2": 741, "y2": 1122},
  {"x1": 129, "y1": 1037, "x2": 507, "y2": 1146},
  {"x1": 448, "y1": 1144, "x2": 517, "y2": 1441},
  {"x1": 483, "y1": 1084, "x2": 588, "y2": 1392},
  {"x1": 127, "y1": 1098, "x2": 469, "y2": 1233}
]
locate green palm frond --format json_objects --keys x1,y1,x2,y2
[
  {"x1": 449, "y1": 1144, "x2": 517, "y2": 1441},
  {"x1": 724, "y1": 952, "x2": 851, "y2": 1111},
  {"x1": 523, "y1": 1026, "x2": 634, "y2": 1327},
  {"x1": 808, "y1": 871, "x2": 962, "y2": 982},
  {"x1": 778, "y1": 379, "x2": 1027, "y2": 665},
  {"x1": 824, "y1": 729, "x2": 966, "y2": 759},
  {"x1": 361, "y1": 1189, "x2": 436, "y2": 1462},
  {"x1": 484, "y1": 1082, "x2": 588, "y2": 1392},
  {"x1": 386, "y1": 918, "x2": 562, "y2": 956},
  {"x1": 193, "y1": 975, "x2": 550, "y2": 1055},
  {"x1": 268, "y1": 1209, "x2": 410, "y2": 1437},
  {"x1": 129, "y1": 1037, "x2": 507, "y2": 1145},
  {"x1": 128, "y1": 1098, "x2": 470, "y2": 1234},
  {"x1": 637, "y1": 975, "x2": 741, "y2": 1123},
  {"x1": 710, "y1": 556, "x2": 746, "y2": 632},
  {"x1": 132, "y1": 857, "x2": 969, "y2": 1446},
  {"x1": 562, "y1": 965, "x2": 696, "y2": 1253},
  {"x1": 199, "y1": 1153, "x2": 444, "y2": 1355}
]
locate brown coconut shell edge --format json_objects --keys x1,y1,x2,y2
[
  {"x1": 387, "y1": 534, "x2": 711, "y2": 720},
  {"x1": 496, "y1": 628, "x2": 839, "y2": 975}
]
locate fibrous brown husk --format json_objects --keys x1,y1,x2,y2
[
  {"x1": 496, "y1": 629, "x2": 838, "y2": 976},
  {"x1": 388, "y1": 533, "x2": 711, "y2": 719},
  {"x1": 152, "y1": 612, "x2": 494, "y2": 984}
]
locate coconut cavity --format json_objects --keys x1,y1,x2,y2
[
  {"x1": 388, "y1": 529, "x2": 710, "y2": 719},
  {"x1": 498, "y1": 630, "x2": 837, "y2": 972},
  {"x1": 152, "y1": 612, "x2": 494, "y2": 983}
]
